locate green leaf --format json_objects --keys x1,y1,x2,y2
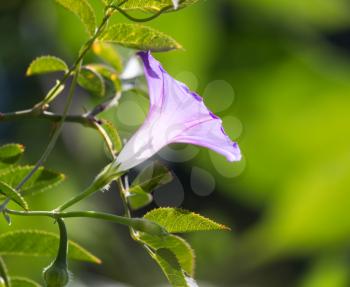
[
  {"x1": 153, "y1": 249, "x2": 189, "y2": 287},
  {"x1": 108, "y1": 0, "x2": 199, "y2": 13},
  {"x1": 0, "y1": 166, "x2": 65, "y2": 197},
  {"x1": 0, "y1": 230, "x2": 101, "y2": 264},
  {"x1": 0, "y1": 144, "x2": 25, "y2": 170},
  {"x1": 127, "y1": 162, "x2": 173, "y2": 210},
  {"x1": 78, "y1": 67, "x2": 106, "y2": 97},
  {"x1": 92, "y1": 41, "x2": 123, "y2": 72},
  {"x1": 139, "y1": 232, "x2": 195, "y2": 283},
  {"x1": 0, "y1": 257, "x2": 10, "y2": 287},
  {"x1": 26, "y1": 56, "x2": 68, "y2": 76},
  {"x1": 102, "y1": 120, "x2": 122, "y2": 154},
  {"x1": 131, "y1": 161, "x2": 173, "y2": 193},
  {"x1": 139, "y1": 233, "x2": 194, "y2": 276},
  {"x1": 0, "y1": 181, "x2": 28, "y2": 210},
  {"x1": 10, "y1": 277, "x2": 41, "y2": 287},
  {"x1": 144, "y1": 208, "x2": 230, "y2": 233},
  {"x1": 55, "y1": 0, "x2": 96, "y2": 36},
  {"x1": 127, "y1": 186, "x2": 153, "y2": 210},
  {"x1": 86, "y1": 64, "x2": 121, "y2": 95},
  {"x1": 100, "y1": 23, "x2": 182, "y2": 52}
]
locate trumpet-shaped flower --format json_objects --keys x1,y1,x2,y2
[{"x1": 115, "y1": 51, "x2": 241, "y2": 172}]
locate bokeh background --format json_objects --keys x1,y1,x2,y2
[{"x1": 1, "y1": 0, "x2": 350, "y2": 286}]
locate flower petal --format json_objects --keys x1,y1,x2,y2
[{"x1": 116, "y1": 51, "x2": 241, "y2": 171}]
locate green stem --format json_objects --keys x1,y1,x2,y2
[
  {"x1": 0, "y1": 110, "x2": 96, "y2": 128},
  {"x1": 0, "y1": 11, "x2": 113, "y2": 211},
  {"x1": 5, "y1": 209, "x2": 165, "y2": 235},
  {"x1": 55, "y1": 218, "x2": 68, "y2": 265},
  {"x1": 15, "y1": 62, "x2": 81, "y2": 192},
  {"x1": 55, "y1": 184, "x2": 96, "y2": 212}
]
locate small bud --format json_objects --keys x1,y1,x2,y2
[
  {"x1": 43, "y1": 261, "x2": 70, "y2": 287},
  {"x1": 0, "y1": 277, "x2": 6, "y2": 287},
  {"x1": 43, "y1": 218, "x2": 70, "y2": 287}
]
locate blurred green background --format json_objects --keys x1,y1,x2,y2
[{"x1": 1, "y1": 0, "x2": 350, "y2": 286}]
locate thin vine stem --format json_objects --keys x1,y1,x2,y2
[
  {"x1": 0, "y1": 109, "x2": 95, "y2": 127},
  {"x1": 0, "y1": 11, "x2": 113, "y2": 211},
  {"x1": 5, "y1": 208, "x2": 166, "y2": 236},
  {"x1": 108, "y1": 0, "x2": 186, "y2": 23}
]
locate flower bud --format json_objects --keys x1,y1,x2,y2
[
  {"x1": 43, "y1": 218, "x2": 70, "y2": 287},
  {"x1": 43, "y1": 261, "x2": 69, "y2": 287},
  {"x1": 0, "y1": 277, "x2": 6, "y2": 287}
]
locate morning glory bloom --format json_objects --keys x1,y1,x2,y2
[{"x1": 115, "y1": 51, "x2": 241, "y2": 172}]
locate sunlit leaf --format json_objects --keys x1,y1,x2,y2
[
  {"x1": 0, "y1": 181, "x2": 28, "y2": 210},
  {"x1": 0, "y1": 144, "x2": 25, "y2": 170},
  {"x1": 127, "y1": 186, "x2": 153, "y2": 210},
  {"x1": 78, "y1": 67, "x2": 106, "y2": 97},
  {"x1": 26, "y1": 56, "x2": 68, "y2": 76},
  {"x1": 10, "y1": 277, "x2": 41, "y2": 287},
  {"x1": 0, "y1": 230, "x2": 101, "y2": 264},
  {"x1": 107, "y1": 0, "x2": 199, "y2": 13},
  {"x1": 92, "y1": 41, "x2": 123, "y2": 72},
  {"x1": 139, "y1": 232, "x2": 195, "y2": 276},
  {"x1": 0, "y1": 166, "x2": 65, "y2": 197},
  {"x1": 152, "y1": 249, "x2": 189, "y2": 287},
  {"x1": 100, "y1": 23, "x2": 182, "y2": 52},
  {"x1": 55, "y1": 0, "x2": 96, "y2": 36},
  {"x1": 144, "y1": 208, "x2": 230, "y2": 233}
]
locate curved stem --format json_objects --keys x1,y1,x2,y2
[
  {"x1": 55, "y1": 218, "x2": 68, "y2": 266},
  {"x1": 110, "y1": 5, "x2": 171, "y2": 22},
  {"x1": 0, "y1": 11, "x2": 113, "y2": 211}
]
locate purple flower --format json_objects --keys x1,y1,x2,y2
[{"x1": 115, "y1": 51, "x2": 241, "y2": 172}]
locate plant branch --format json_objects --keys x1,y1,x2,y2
[
  {"x1": 5, "y1": 208, "x2": 166, "y2": 235},
  {"x1": 0, "y1": 109, "x2": 96, "y2": 128}
]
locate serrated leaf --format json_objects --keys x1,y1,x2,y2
[
  {"x1": 26, "y1": 56, "x2": 68, "y2": 76},
  {"x1": 0, "y1": 230, "x2": 101, "y2": 264},
  {"x1": 0, "y1": 181, "x2": 28, "y2": 210},
  {"x1": 131, "y1": 161, "x2": 173, "y2": 193},
  {"x1": 100, "y1": 23, "x2": 182, "y2": 52},
  {"x1": 92, "y1": 42, "x2": 123, "y2": 72},
  {"x1": 10, "y1": 277, "x2": 41, "y2": 287},
  {"x1": 102, "y1": 120, "x2": 122, "y2": 153},
  {"x1": 78, "y1": 67, "x2": 106, "y2": 97},
  {"x1": 0, "y1": 257, "x2": 10, "y2": 287},
  {"x1": 144, "y1": 208, "x2": 230, "y2": 233},
  {"x1": 139, "y1": 233, "x2": 194, "y2": 276},
  {"x1": 55, "y1": 0, "x2": 96, "y2": 36},
  {"x1": 127, "y1": 186, "x2": 153, "y2": 210},
  {"x1": 153, "y1": 248, "x2": 188, "y2": 287},
  {"x1": 0, "y1": 166, "x2": 65, "y2": 197},
  {"x1": 0, "y1": 144, "x2": 25, "y2": 170},
  {"x1": 109, "y1": 0, "x2": 199, "y2": 13}
]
